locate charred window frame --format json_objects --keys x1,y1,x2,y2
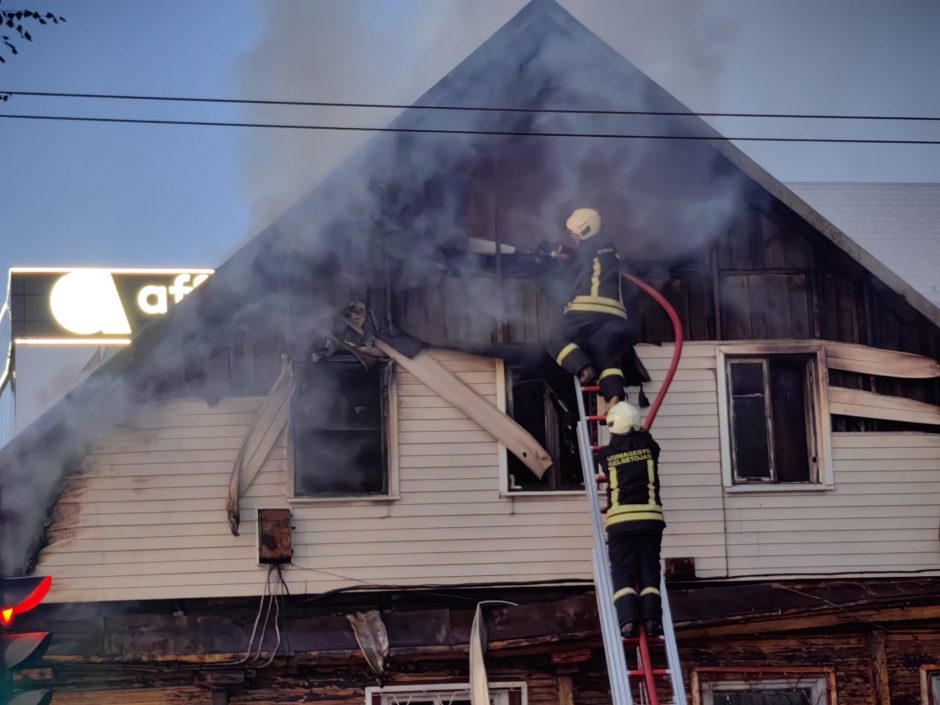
[
  {"x1": 289, "y1": 356, "x2": 395, "y2": 499},
  {"x1": 365, "y1": 682, "x2": 526, "y2": 705},
  {"x1": 498, "y1": 362, "x2": 584, "y2": 493},
  {"x1": 717, "y1": 344, "x2": 833, "y2": 490},
  {"x1": 694, "y1": 669, "x2": 835, "y2": 705}
]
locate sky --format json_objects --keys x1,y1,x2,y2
[{"x1": 0, "y1": 0, "x2": 938, "y2": 280}]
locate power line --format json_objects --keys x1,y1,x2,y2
[
  {"x1": 2, "y1": 89, "x2": 940, "y2": 122},
  {"x1": 1, "y1": 112, "x2": 938, "y2": 144}
]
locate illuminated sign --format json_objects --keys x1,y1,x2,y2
[{"x1": 9, "y1": 268, "x2": 213, "y2": 345}]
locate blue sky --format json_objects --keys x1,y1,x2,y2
[{"x1": 1, "y1": 0, "x2": 938, "y2": 279}]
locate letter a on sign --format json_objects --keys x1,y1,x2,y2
[
  {"x1": 137, "y1": 285, "x2": 168, "y2": 315},
  {"x1": 49, "y1": 270, "x2": 132, "y2": 335}
]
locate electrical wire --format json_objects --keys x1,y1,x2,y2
[
  {"x1": 3, "y1": 89, "x2": 940, "y2": 122},
  {"x1": 251, "y1": 566, "x2": 277, "y2": 663},
  {"x1": 259, "y1": 576, "x2": 283, "y2": 668},
  {"x1": 0, "y1": 113, "x2": 938, "y2": 144}
]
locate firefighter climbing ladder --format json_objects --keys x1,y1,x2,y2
[{"x1": 573, "y1": 274, "x2": 688, "y2": 705}]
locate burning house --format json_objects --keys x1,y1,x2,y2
[{"x1": 1, "y1": 1, "x2": 939, "y2": 703}]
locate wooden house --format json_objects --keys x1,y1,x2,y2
[{"x1": 2, "y1": 2, "x2": 939, "y2": 703}]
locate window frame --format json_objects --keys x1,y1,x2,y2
[
  {"x1": 286, "y1": 358, "x2": 400, "y2": 503},
  {"x1": 921, "y1": 665, "x2": 940, "y2": 705},
  {"x1": 496, "y1": 359, "x2": 595, "y2": 497},
  {"x1": 716, "y1": 342, "x2": 834, "y2": 492},
  {"x1": 692, "y1": 667, "x2": 836, "y2": 705},
  {"x1": 365, "y1": 682, "x2": 527, "y2": 705}
]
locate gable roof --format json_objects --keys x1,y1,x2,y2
[{"x1": 2, "y1": 0, "x2": 940, "y2": 575}]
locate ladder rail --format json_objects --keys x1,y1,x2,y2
[
  {"x1": 576, "y1": 378, "x2": 688, "y2": 705},
  {"x1": 575, "y1": 394, "x2": 634, "y2": 705},
  {"x1": 659, "y1": 573, "x2": 687, "y2": 705}
]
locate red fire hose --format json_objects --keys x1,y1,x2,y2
[{"x1": 622, "y1": 274, "x2": 684, "y2": 432}]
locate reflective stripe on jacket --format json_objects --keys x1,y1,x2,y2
[{"x1": 564, "y1": 233, "x2": 626, "y2": 319}]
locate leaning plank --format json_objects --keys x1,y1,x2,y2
[
  {"x1": 377, "y1": 342, "x2": 552, "y2": 478},
  {"x1": 829, "y1": 387, "x2": 940, "y2": 426},
  {"x1": 226, "y1": 358, "x2": 295, "y2": 534},
  {"x1": 825, "y1": 341, "x2": 940, "y2": 379}
]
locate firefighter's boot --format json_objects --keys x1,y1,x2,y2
[{"x1": 641, "y1": 589, "x2": 662, "y2": 637}]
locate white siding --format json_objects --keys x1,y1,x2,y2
[{"x1": 36, "y1": 346, "x2": 940, "y2": 602}]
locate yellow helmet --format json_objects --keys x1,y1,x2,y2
[
  {"x1": 565, "y1": 208, "x2": 602, "y2": 241},
  {"x1": 606, "y1": 401, "x2": 642, "y2": 435}
]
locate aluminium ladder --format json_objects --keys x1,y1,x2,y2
[{"x1": 574, "y1": 379, "x2": 688, "y2": 705}]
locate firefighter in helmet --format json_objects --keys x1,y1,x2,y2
[
  {"x1": 598, "y1": 401, "x2": 665, "y2": 637},
  {"x1": 548, "y1": 207, "x2": 637, "y2": 404}
]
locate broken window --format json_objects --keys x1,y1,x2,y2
[
  {"x1": 291, "y1": 357, "x2": 389, "y2": 497},
  {"x1": 725, "y1": 354, "x2": 820, "y2": 484},
  {"x1": 698, "y1": 672, "x2": 832, "y2": 705},
  {"x1": 366, "y1": 683, "x2": 526, "y2": 705},
  {"x1": 504, "y1": 367, "x2": 583, "y2": 492}
]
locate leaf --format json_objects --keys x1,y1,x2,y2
[{"x1": 23, "y1": 29, "x2": 30, "y2": 41}]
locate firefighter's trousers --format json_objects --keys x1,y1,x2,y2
[
  {"x1": 608, "y1": 526, "x2": 664, "y2": 628},
  {"x1": 548, "y1": 311, "x2": 631, "y2": 402}
]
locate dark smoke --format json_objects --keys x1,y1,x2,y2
[{"x1": 1, "y1": 0, "x2": 754, "y2": 575}]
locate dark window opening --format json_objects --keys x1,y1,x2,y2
[
  {"x1": 727, "y1": 354, "x2": 817, "y2": 484},
  {"x1": 505, "y1": 366, "x2": 584, "y2": 492},
  {"x1": 291, "y1": 357, "x2": 388, "y2": 497}
]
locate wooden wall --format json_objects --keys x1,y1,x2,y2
[
  {"x1": 42, "y1": 627, "x2": 940, "y2": 705},
  {"x1": 36, "y1": 344, "x2": 940, "y2": 604}
]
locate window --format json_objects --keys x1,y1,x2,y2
[
  {"x1": 922, "y1": 666, "x2": 940, "y2": 705},
  {"x1": 695, "y1": 670, "x2": 833, "y2": 705},
  {"x1": 717, "y1": 344, "x2": 833, "y2": 489},
  {"x1": 366, "y1": 683, "x2": 526, "y2": 705},
  {"x1": 290, "y1": 357, "x2": 393, "y2": 497},
  {"x1": 501, "y1": 363, "x2": 584, "y2": 492}
]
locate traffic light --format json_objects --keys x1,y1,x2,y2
[{"x1": 1, "y1": 576, "x2": 53, "y2": 705}]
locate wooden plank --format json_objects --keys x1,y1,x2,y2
[
  {"x1": 825, "y1": 342, "x2": 940, "y2": 379},
  {"x1": 868, "y1": 631, "x2": 891, "y2": 705},
  {"x1": 726, "y1": 515, "x2": 938, "y2": 533},
  {"x1": 725, "y1": 504, "x2": 940, "y2": 521},
  {"x1": 728, "y1": 527, "x2": 939, "y2": 545},
  {"x1": 831, "y1": 433, "x2": 940, "y2": 448},
  {"x1": 680, "y1": 604, "x2": 940, "y2": 639},
  {"x1": 829, "y1": 387, "x2": 940, "y2": 426},
  {"x1": 399, "y1": 430, "x2": 495, "y2": 445}
]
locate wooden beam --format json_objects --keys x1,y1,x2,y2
[
  {"x1": 377, "y1": 342, "x2": 552, "y2": 477},
  {"x1": 556, "y1": 676, "x2": 574, "y2": 705},
  {"x1": 679, "y1": 603, "x2": 940, "y2": 639},
  {"x1": 825, "y1": 342, "x2": 940, "y2": 379},
  {"x1": 829, "y1": 386, "x2": 940, "y2": 426},
  {"x1": 867, "y1": 631, "x2": 890, "y2": 705}
]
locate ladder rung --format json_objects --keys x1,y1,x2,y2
[
  {"x1": 623, "y1": 635, "x2": 665, "y2": 645},
  {"x1": 586, "y1": 415, "x2": 607, "y2": 422},
  {"x1": 591, "y1": 444, "x2": 603, "y2": 452},
  {"x1": 595, "y1": 474, "x2": 607, "y2": 484},
  {"x1": 581, "y1": 385, "x2": 601, "y2": 393},
  {"x1": 627, "y1": 668, "x2": 671, "y2": 678}
]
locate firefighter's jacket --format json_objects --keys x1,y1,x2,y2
[
  {"x1": 597, "y1": 430, "x2": 664, "y2": 532},
  {"x1": 564, "y1": 232, "x2": 626, "y2": 320}
]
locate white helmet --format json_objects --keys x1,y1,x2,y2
[
  {"x1": 565, "y1": 208, "x2": 602, "y2": 241},
  {"x1": 606, "y1": 401, "x2": 642, "y2": 435}
]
